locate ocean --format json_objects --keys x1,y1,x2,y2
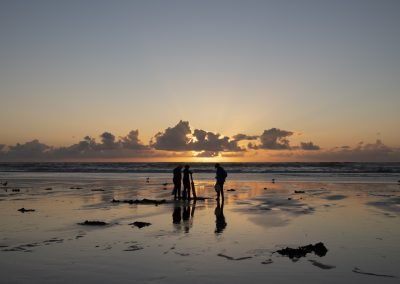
[{"x1": 1, "y1": 162, "x2": 399, "y2": 183}]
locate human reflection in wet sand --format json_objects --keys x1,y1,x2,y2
[
  {"x1": 172, "y1": 205, "x2": 182, "y2": 225},
  {"x1": 215, "y1": 199, "x2": 227, "y2": 234},
  {"x1": 172, "y1": 201, "x2": 196, "y2": 233}
]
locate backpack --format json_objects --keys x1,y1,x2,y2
[{"x1": 222, "y1": 168, "x2": 227, "y2": 179}]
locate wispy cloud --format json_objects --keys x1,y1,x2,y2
[{"x1": 298, "y1": 140, "x2": 400, "y2": 162}]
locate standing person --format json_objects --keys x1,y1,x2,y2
[
  {"x1": 172, "y1": 165, "x2": 183, "y2": 200},
  {"x1": 182, "y1": 165, "x2": 192, "y2": 200},
  {"x1": 214, "y1": 163, "x2": 227, "y2": 201}
]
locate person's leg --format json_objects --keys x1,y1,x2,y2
[
  {"x1": 186, "y1": 183, "x2": 191, "y2": 200},
  {"x1": 177, "y1": 184, "x2": 181, "y2": 200},
  {"x1": 182, "y1": 184, "x2": 188, "y2": 200},
  {"x1": 173, "y1": 183, "x2": 178, "y2": 200},
  {"x1": 216, "y1": 183, "x2": 221, "y2": 200}
]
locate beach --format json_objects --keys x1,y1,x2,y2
[{"x1": 1, "y1": 167, "x2": 399, "y2": 283}]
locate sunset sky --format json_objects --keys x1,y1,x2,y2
[{"x1": 1, "y1": 0, "x2": 399, "y2": 162}]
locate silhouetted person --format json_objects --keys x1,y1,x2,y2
[
  {"x1": 214, "y1": 163, "x2": 227, "y2": 201},
  {"x1": 215, "y1": 199, "x2": 227, "y2": 234},
  {"x1": 182, "y1": 165, "x2": 192, "y2": 200},
  {"x1": 172, "y1": 165, "x2": 183, "y2": 200}
]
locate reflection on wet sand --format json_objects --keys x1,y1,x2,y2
[
  {"x1": 215, "y1": 199, "x2": 227, "y2": 234},
  {"x1": 1, "y1": 175, "x2": 400, "y2": 284},
  {"x1": 172, "y1": 201, "x2": 196, "y2": 233}
]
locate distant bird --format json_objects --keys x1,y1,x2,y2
[
  {"x1": 146, "y1": 177, "x2": 150, "y2": 183},
  {"x1": 271, "y1": 178, "x2": 275, "y2": 184},
  {"x1": 1, "y1": 181, "x2": 8, "y2": 187},
  {"x1": 162, "y1": 183, "x2": 168, "y2": 186}
]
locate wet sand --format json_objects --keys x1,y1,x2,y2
[{"x1": 0, "y1": 173, "x2": 399, "y2": 283}]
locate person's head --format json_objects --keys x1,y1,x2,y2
[
  {"x1": 184, "y1": 164, "x2": 190, "y2": 169},
  {"x1": 214, "y1": 163, "x2": 220, "y2": 168}
]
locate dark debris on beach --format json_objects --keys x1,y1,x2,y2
[
  {"x1": 18, "y1": 208, "x2": 35, "y2": 213},
  {"x1": 78, "y1": 220, "x2": 108, "y2": 226},
  {"x1": 130, "y1": 221, "x2": 152, "y2": 229},
  {"x1": 112, "y1": 198, "x2": 166, "y2": 206},
  {"x1": 217, "y1": 253, "x2": 253, "y2": 261},
  {"x1": 276, "y1": 242, "x2": 328, "y2": 260}
]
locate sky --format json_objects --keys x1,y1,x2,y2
[{"x1": 0, "y1": 0, "x2": 399, "y2": 162}]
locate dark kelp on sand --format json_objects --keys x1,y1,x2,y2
[
  {"x1": 78, "y1": 220, "x2": 108, "y2": 226},
  {"x1": 276, "y1": 242, "x2": 328, "y2": 260},
  {"x1": 18, "y1": 208, "x2": 35, "y2": 213},
  {"x1": 130, "y1": 221, "x2": 152, "y2": 229},
  {"x1": 112, "y1": 198, "x2": 166, "y2": 206}
]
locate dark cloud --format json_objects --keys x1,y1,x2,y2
[
  {"x1": 232, "y1": 134, "x2": 259, "y2": 141},
  {"x1": 189, "y1": 129, "x2": 243, "y2": 152},
  {"x1": 64, "y1": 136, "x2": 97, "y2": 153},
  {"x1": 258, "y1": 128, "x2": 293, "y2": 150},
  {"x1": 99, "y1": 132, "x2": 117, "y2": 150},
  {"x1": 0, "y1": 130, "x2": 150, "y2": 161},
  {"x1": 120, "y1": 130, "x2": 147, "y2": 150},
  {"x1": 248, "y1": 128, "x2": 319, "y2": 151},
  {"x1": 151, "y1": 121, "x2": 244, "y2": 154},
  {"x1": 4, "y1": 140, "x2": 52, "y2": 159},
  {"x1": 300, "y1": 141, "x2": 320, "y2": 150},
  {"x1": 1, "y1": 121, "x2": 398, "y2": 162},
  {"x1": 150, "y1": 120, "x2": 191, "y2": 151},
  {"x1": 54, "y1": 130, "x2": 149, "y2": 158}
]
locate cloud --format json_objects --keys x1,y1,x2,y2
[
  {"x1": 3, "y1": 140, "x2": 52, "y2": 159},
  {"x1": 300, "y1": 141, "x2": 320, "y2": 150},
  {"x1": 150, "y1": 120, "x2": 191, "y2": 151},
  {"x1": 54, "y1": 130, "x2": 149, "y2": 159},
  {"x1": 1, "y1": 121, "x2": 398, "y2": 162},
  {"x1": 257, "y1": 128, "x2": 293, "y2": 150},
  {"x1": 151, "y1": 121, "x2": 244, "y2": 154},
  {"x1": 120, "y1": 130, "x2": 147, "y2": 150},
  {"x1": 0, "y1": 130, "x2": 150, "y2": 161},
  {"x1": 232, "y1": 134, "x2": 259, "y2": 141},
  {"x1": 294, "y1": 140, "x2": 400, "y2": 162},
  {"x1": 189, "y1": 129, "x2": 243, "y2": 152},
  {"x1": 99, "y1": 132, "x2": 117, "y2": 150}
]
